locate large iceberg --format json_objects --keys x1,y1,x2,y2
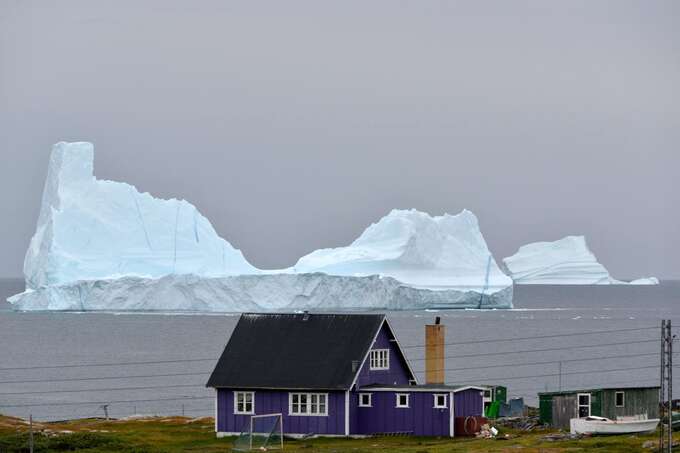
[
  {"x1": 9, "y1": 142, "x2": 512, "y2": 311},
  {"x1": 502, "y1": 236, "x2": 658, "y2": 285}
]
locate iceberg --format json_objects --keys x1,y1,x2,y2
[
  {"x1": 9, "y1": 142, "x2": 512, "y2": 311},
  {"x1": 502, "y1": 236, "x2": 659, "y2": 285}
]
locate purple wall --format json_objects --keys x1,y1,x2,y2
[
  {"x1": 351, "y1": 391, "x2": 450, "y2": 436},
  {"x1": 454, "y1": 388, "x2": 484, "y2": 417},
  {"x1": 216, "y1": 389, "x2": 346, "y2": 435},
  {"x1": 355, "y1": 323, "x2": 412, "y2": 389}
]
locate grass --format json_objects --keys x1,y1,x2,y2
[{"x1": 0, "y1": 414, "x2": 675, "y2": 452}]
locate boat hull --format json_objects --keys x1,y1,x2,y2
[{"x1": 570, "y1": 417, "x2": 659, "y2": 435}]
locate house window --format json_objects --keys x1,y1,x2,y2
[
  {"x1": 234, "y1": 391, "x2": 254, "y2": 415},
  {"x1": 370, "y1": 349, "x2": 390, "y2": 370},
  {"x1": 434, "y1": 394, "x2": 447, "y2": 409},
  {"x1": 577, "y1": 393, "x2": 591, "y2": 418},
  {"x1": 289, "y1": 393, "x2": 328, "y2": 416},
  {"x1": 396, "y1": 393, "x2": 409, "y2": 408},
  {"x1": 615, "y1": 391, "x2": 625, "y2": 407},
  {"x1": 359, "y1": 393, "x2": 372, "y2": 407}
]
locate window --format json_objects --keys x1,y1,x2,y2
[
  {"x1": 615, "y1": 391, "x2": 625, "y2": 407},
  {"x1": 234, "y1": 391, "x2": 254, "y2": 415},
  {"x1": 396, "y1": 393, "x2": 409, "y2": 408},
  {"x1": 577, "y1": 393, "x2": 591, "y2": 418},
  {"x1": 434, "y1": 394, "x2": 447, "y2": 409},
  {"x1": 483, "y1": 390, "x2": 491, "y2": 399},
  {"x1": 289, "y1": 393, "x2": 328, "y2": 416},
  {"x1": 370, "y1": 349, "x2": 390, "y2": 370},
  {"x1": 359, "y1": 393, "x2": 372, "y2": 407}
]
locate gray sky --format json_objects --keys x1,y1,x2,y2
[{"x1": 1, "y1": 0, "x2": 678, "y2": 279}]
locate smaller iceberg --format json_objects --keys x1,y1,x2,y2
[{"x1": 502, "y1": 236, "x2": 659, "y2": 285}]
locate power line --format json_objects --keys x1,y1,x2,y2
[
  {"x1": 0, "y1": 395, "x2": 214, "y2": 408},
  {"x1": 446, "y1": 363, "x2": 659, "y2": 384},
  {"x1": 0, "y1": 371, "x2": 210, "y2": 385},
  {"x1": 401, "y1": 325, "x2": 658, "y2": 349},
  {"x1": 0, "y1": 357, "x2": 216, "y2": 372},
  {"x1": 412, "y1": 351, "x2": 660, "y2": 373},
  {"x1": 406, "y1": 338, "x2": 659, "y2": 361},
  {"x1": 0, "y1": 383, "x2": 208, "y2": 396}
]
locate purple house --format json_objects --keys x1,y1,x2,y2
[{"x1": 206, "y1": 313, "x2": 486, "y2": 437}]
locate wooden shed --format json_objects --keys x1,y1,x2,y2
[{"x1": 539, "y1": 386, "x2": 660, "y2": 429}]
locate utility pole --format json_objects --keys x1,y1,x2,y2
[
  {"x1": 29, "y1": 414, "x2": 34, "y2": 453},
  {"x1": 558, "y1": 361, "x2": 562, "y2": 391},
  {"x1": 660, "y1": 320, "x2": 666, "y2": 452},
  {"x1": 668, "y1": 320, "x2": 673, "y2": 453},
  {"x1": 100, "y1": 404, "x2": 109, "y2": 421}
]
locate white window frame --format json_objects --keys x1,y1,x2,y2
[
  {"x1": 288, "y1": 392, "x2": 329, "y2": 416},
  {"x1": 234, "y1": 391, "x2": 255, "y2": 415},
  {"x1": 369, "y1": 349, "x2": 390, "y2": 370},
  {"x1": 433, "y1": 393, "x2": 447, "y2": 409},
  {"x1": 615, "y1": 391, "x2": 625, "y2": 408},
  {"x1": 577, "y1": 393, "x2": 591, "y2": 417},
  {"x1": 396, "y1": 393, "x2": 410, "y2": 408},
  {"x1": 358, "y1": 393, "x2": 372, "y2": 407}
]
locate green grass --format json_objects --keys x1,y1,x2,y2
[{"x1": 0, "y1": 414, "x2": 674, "y2": 452}]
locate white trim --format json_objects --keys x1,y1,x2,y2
[
  {"x1": 233, "y1": 391, "x2": 255, "y2": 415},
  {"x1": 433, "y1": 393, "x2": 447, "y2": 409},
  {"x1": 349, "y1": 316, "x2": 387, "y2": 389},
  {"x1": 395, "y1": 393, "x2": 410, "y2": 408},
  {"x1": 383, "y1": 318, "x2": 418, "y2": 385},
  {"x1": 359, "y1": 386, "x2": 488, "y2": 393},
  {"x1": 358, "y1": 393, "x2": 372, "y2": 407},
  {"x1": 288, "y1": 392, "x2": 329, "y2": 416},
  {"x1": 369, "y1": 349, "x2": 390, "y2": 370},
  {"x1": 577, "y1": 393, "x2": 591, "y2": 417},
  {"x1": 449, "y1": 391, "x2": 455, "y2": 437},
  {"x1": 344, "y1": 390, "x2": 350, "y2": 436},
  {"x1": 615, "y1": 391, "x2": 625, "y2": 407}
]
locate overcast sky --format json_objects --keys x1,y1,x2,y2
[{"x1": 1, "y1": 0, "x2": 678, "y2": 279}]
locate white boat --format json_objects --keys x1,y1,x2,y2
[{"x1": 570, "y1": 415, "x2": 659, "y2": 435}]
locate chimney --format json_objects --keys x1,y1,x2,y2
[{"x1": 425, "y1": 317, "x2": 445, "y2": 384}]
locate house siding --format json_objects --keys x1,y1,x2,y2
[
  {"x1": 352, "y1": 391, "x2": 450, "y2": 436},
  {"x1": 216, "y1": 389, "x2": 346, "y2": 435},
  {"x1": 355, "y1": 323, "x2": 412, "y2": 388},
  {"x1": 453, "y1": 388, "x2": 484, "y2": 417}
]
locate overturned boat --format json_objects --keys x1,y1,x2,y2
[{"x1": 570, "y1": 415, "x2": 659, "y2": 435}]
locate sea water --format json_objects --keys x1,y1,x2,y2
[{"x1": 1, "y1": 278, "x2": 678, "y2": 421}]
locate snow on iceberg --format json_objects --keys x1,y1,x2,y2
[
  {"x1": 9, "y1": 142, "x2": 512, "y2": 311},
  {"x1": 502, "y1": 236, "x2": 658, "y2": 285}
]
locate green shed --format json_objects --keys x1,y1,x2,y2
[{"x1": 538, "y1": 386, "x2": 659, "y2": 429}]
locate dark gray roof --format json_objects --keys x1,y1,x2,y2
[
  {"x1": 538, "y1": 386, "x2": 660, "y2": 396},
  {"x1": 207, "y1": 313, "x2": 386, "y2": 390}
]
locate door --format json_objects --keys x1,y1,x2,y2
[{"x1": 577, "y1": 393, "x2": 591, "y2": 418}]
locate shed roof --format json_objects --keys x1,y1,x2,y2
[
  {"x1": 538, "y1": 386, "x2": 660, "y2": 397},
  {"x1": 206, "y1": 313, "x2": 388, "y2": 390}
]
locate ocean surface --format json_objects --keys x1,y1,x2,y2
[{"x1": 1, "y1": 277, "x2": 679, "y2": 421}]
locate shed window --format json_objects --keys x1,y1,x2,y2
[
  {"x1": 577, "y1": 393, "x2": 591, "y2": 418},
  {"x1": 615, "y1": 391, "x2": 625, "y2": 407},
  {"x1": 434, "y1": 394, "x2": 447, "y2": 409},
  {"x1": 289, "y1": 393, "x2": 328, "y2": 416},
  {"x1": 234, "y1": 391, "x2": 254, "y2": 415},
  {"x1": 396, "y1": 393, "x2": 409, "y2": 408},
  {"x1": 359, "y1": 393, "x2": 372, "y2": 407},
  {"x1": 370, "y1": 349, "x2": 390, "y2": 370}
]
